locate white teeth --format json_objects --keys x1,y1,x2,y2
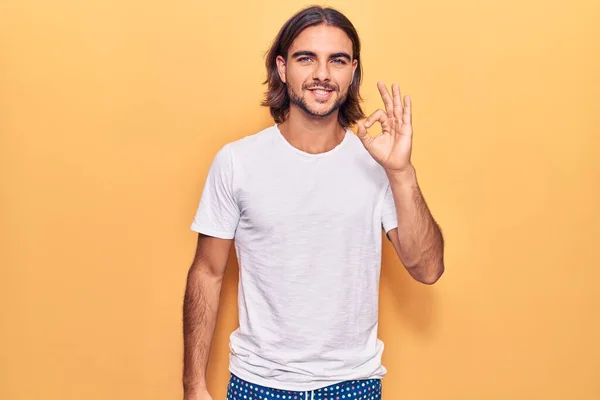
[{"x1": 314, "y1": 90, "x2": 328, "y2": 95}]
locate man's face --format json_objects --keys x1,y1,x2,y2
[{"x1": 276, "y1": 25, "x2": 358, "y2": 119}]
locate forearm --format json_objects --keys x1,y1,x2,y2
[
  {"x1": 387, "y1": 165, "x2": 444, "y2": 283},
  {"x1": 182, "y1": 266, "x2": 223, "y2": 394}
]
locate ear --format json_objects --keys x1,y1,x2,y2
[
  {"x1": 276, "y1": 55, "x2": 287, "y2": 83},
  {"x1": 351, "y1": 58, "x2": 358, "y2": 84}
]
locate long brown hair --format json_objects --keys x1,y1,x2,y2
[{"x1": 261, "y1": 6, "x2": 365, "y2": 128}]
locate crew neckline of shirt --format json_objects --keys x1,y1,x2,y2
[{"x1": 273, "y1": 123, "x2": 350, "y2": 158}]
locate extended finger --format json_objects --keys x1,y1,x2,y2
[
  {"x1": 377, "y1": 81, "x2": 394, "y2": 119},
  {"x1": 403, "y1": 95, "x2": 412, "y2": 126},
  {"x1": 392, "y1": 83, "x2": 403, "y2": 123}
]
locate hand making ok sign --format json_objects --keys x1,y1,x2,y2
[{"x1": 357, "y1": 82, "x2": 413, "y2": 173}]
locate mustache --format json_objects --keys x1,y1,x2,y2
[{"x1": 303, "y1": 83, "x2": 338, "y2": 91}]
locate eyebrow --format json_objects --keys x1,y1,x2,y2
[{"x1": 290, "y1": 51, "x2": 352, "y2": 61}]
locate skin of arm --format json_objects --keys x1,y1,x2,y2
[
  {"x1": 356, "y1": 82, "x2": 445, "y2": 285},
  {"x1": 182, "y1": 234, "x2": 233, "y2": 399},
  {"x1": 385, "y1": 165, "x2": 445, "y2": 284}
]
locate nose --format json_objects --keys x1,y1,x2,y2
[{"x1": 312, "y1": 59, "x2": 331, "y2": 82}]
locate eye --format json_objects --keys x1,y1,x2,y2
[
  {"x1": 332, "y1": 58, "x2": 347, "y2": 65},
  {"x1": 298, "y1": 56, "x2": 312, "y2": 62}
]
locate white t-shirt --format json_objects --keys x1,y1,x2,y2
[{"x1": 191, "y1": 124, "x2": 398, "y2": 391}]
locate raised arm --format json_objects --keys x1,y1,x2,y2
[
  {"x1": 385, "y1": 168, "x2": 444, "y2": 284},
  {"x1": 357, "y1": 82, "x2": 444, "y2": 284}
]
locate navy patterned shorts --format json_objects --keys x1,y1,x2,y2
[{"x1": 226, "y1": 373, "x2": 382, "y2": 400}]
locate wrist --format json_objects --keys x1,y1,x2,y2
[
  {"x1": 386, "y1": 164, "x2": 416, "y2": 185},
  {"x1": 183, "y1": 380, "x2": 208, "y2": 394}
]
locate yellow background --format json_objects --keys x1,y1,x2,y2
[{"x1": 2, "y1": 0, "x2": 599, "y2": 399}]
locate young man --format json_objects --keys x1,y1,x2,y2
[{"x1": 183, "y1": 6, "x2": 444, "y2": 400}]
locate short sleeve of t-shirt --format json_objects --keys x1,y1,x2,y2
[
  {"x1": 381, "y1": 183, "x2": 398, "y2": 233},
  {"x1": 190, "y1": 145, "x2": 240, "y2": 239}
]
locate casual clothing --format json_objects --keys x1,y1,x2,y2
[
  {"x1": 191, "y1": 124, "x2": 398, "y2": 391},
  {"x1": 227, "y1": 373, "x2": 382, "y2": 400}
]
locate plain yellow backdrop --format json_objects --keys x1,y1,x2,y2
[{"x1": 1, "y1": 0, "x2": 599, "y2": 399}]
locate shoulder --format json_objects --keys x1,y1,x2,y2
[
  {"x1": 210, "y1": 124, "x2": 278, "y2": 172},
  {"x1": 224, "y1": 124, "x2": 278, "y2": 156}
]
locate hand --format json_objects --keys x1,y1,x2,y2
[
  {"x1": 184, "y1": 388, "x2": 213, "y2": 400},
  {"x1": 357, "y1": 82, "x2": 413, "y2": 173}
]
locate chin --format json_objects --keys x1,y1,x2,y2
[
  {"x1": 308, "y1": 102, "x2": 335, "y2": 115},
  {"x1": 308, "y1": 108, "x2": 336, "y2": 118},
  {"x1": 292, "y1": 93, "x2": 341, "y2": 119}
]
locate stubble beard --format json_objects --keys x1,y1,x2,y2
[{"x1": 287, "y1": 84, "x2": 349, "y2": 119}]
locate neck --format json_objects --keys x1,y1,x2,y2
[{"x1": 277, "y1": 105, "x2": 346, "y2": 154}]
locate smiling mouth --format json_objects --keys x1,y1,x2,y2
[{"x1": 310, "y1": 89, "x2": 333, "y2": 95}]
